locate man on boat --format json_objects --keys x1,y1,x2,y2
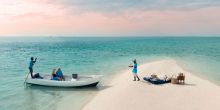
[
  {"x1": 51, "y1": 69, "x2": 60, "y2": 81},
  {"x1": 56, "y1": 68, "x2": 65, "y2": 81},
  {"x1": 29, "y1": 57, "x2": 37, "y2": 78}
]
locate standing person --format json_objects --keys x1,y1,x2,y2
[
  {"x1": 29, "y1": 57, "x2": 37, "y2": 78},
  {"x1": 129, "y1": 59, "x2": 140, "y2": 81}
]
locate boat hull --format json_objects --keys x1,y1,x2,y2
[
  {"x1": 25, "y1": 74, "x2": 102, "y2": 87},
  {"x1": 26, "y1": 81, "x2": 99, "y2": 88}
]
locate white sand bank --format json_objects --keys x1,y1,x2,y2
[{"x1": 82, "y1": 60, "x2": 220, "y2": 110}]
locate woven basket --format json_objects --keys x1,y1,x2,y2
[{"x1": 171, "y1": 75, "x2": 178, "y2": 84}]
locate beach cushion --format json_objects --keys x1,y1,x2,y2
[{"x1": 143, "y1": 77, "x2": 170, "y2": 85}]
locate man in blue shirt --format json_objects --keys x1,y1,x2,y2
[
  {"x1": 56, "y1": 68, "x2": 65, "y2": 81},
  {"x1": 129, "y1": 59, "x2": 140, "y2": 81},
  {"x1": 29, "y1": 57, "x2": 37, "y2": 78}
]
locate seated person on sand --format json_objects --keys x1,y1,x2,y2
[
  {"x1": 151, "y1": 74, "x2": 171, "y2": 81},
  {"x1": 149, "y1": 74, "x2": 160, "y2": 80},
  {"x1": 56, "y1": 68, "x2": 65, "y2": 81},
  {"x1": 51, "y1": 69, "x2": 60, "y2": 81},
  {"x1": 143, "y1": 74, "x2": 171, "y2": 84}
]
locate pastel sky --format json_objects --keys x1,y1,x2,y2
[{"x1": 0, "y1": 0, "x2": 220, "y2": 36}]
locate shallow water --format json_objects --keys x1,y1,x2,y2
[{"x1": 0, "y1": 37, "x2": 220, "y2": 110}]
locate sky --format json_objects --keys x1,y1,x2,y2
[{"x1": 0, "y1": 0, "x2": 220, "y2": 37}]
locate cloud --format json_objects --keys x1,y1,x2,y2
[
  {"x1": 2, "y1": 0, "x2": 220, "y2": 18},
  {"x1": 50, "y1": 0, "x2": 220, "y2": 13},
  {"x1": 1, "y1": 6, "x2": 220, "y2": 36},
  {"x1": 0, "y1": 0, "x2": 220, "y2": 36}
]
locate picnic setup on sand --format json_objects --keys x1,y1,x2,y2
[
  {"x1": 143, "y1": 73, "x2": 185, "y2": 85},
  {"x1": 129, "y1": 59, "x2": 185, "y2": 85}
]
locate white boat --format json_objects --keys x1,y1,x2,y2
[{"x1": 25, "y1": 73, "x2": 103, "y2": 87}]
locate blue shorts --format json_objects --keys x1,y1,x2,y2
[
  {"x1": 132, "y1": 69, "x2": 137, "y2": 74},
  {"x1": 29, "y1": 67, "x2": 33, "y2": 73},
  {"x1": 51, "y1": 77, "x2": 59, "y2": 80}
]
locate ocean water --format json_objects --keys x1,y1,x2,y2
[{"x1": 0, "y1": 37, "x2": 220, "y2": 110}]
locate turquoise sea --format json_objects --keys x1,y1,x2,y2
[{"x1": 0, "y1": 37, "x2": 220, "y2": 110}]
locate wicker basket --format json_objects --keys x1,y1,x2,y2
[{"x1": 171, "y1": 76, "x2": 178, "y2": 84}]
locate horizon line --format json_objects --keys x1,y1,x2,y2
[{"x1": 0, "y1": 35, "x2": 220, "y2": 38}]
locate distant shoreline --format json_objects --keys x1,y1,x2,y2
[{"x1": 0, "y1": 36, "x2": 220, "y2": 38}]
